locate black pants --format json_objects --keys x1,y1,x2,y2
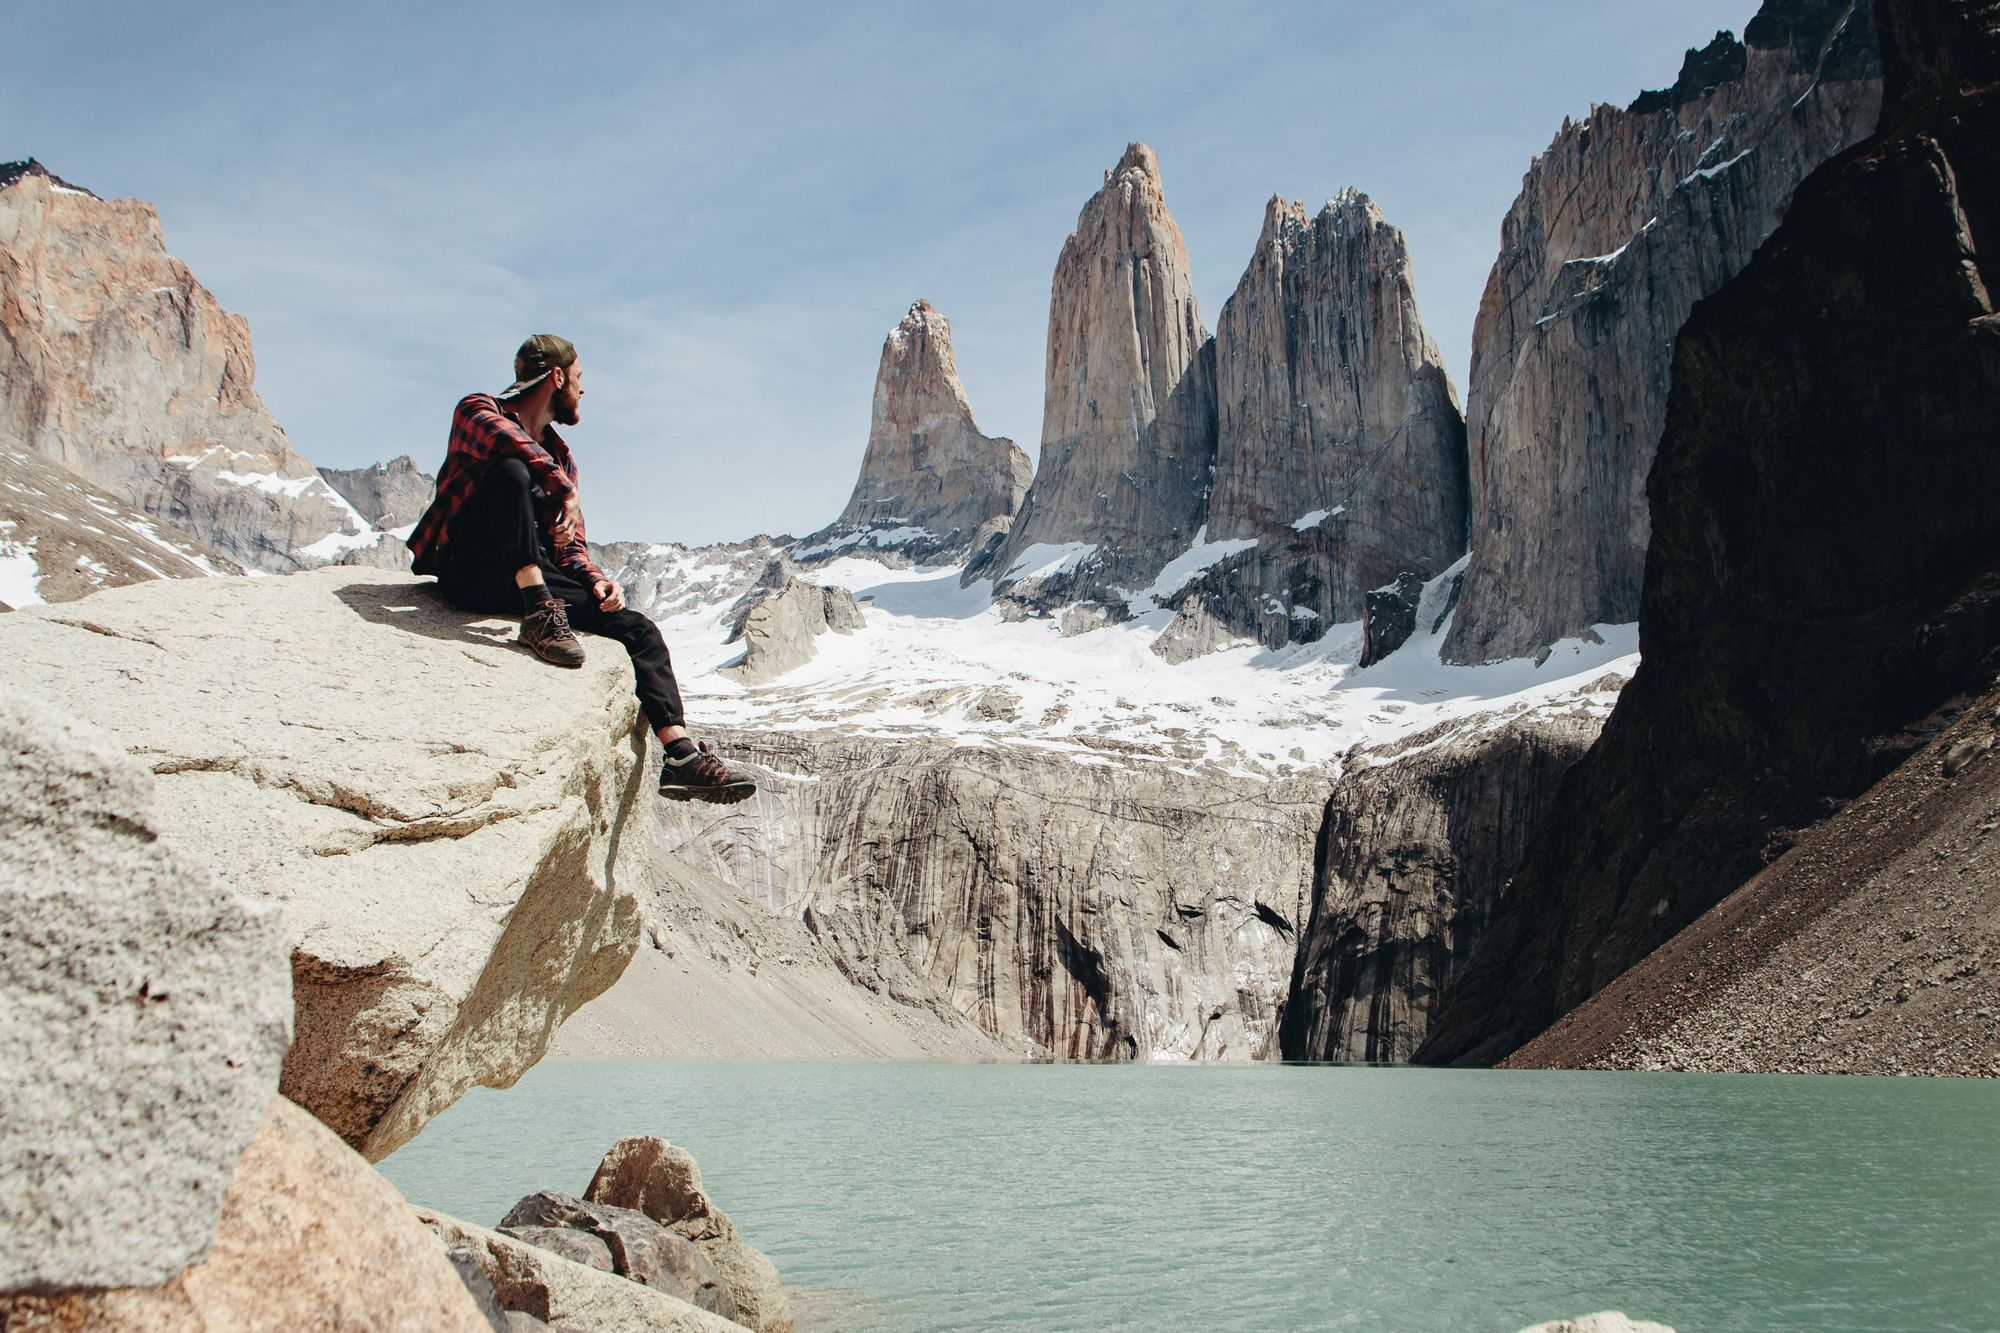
[{"x1": 437, "y1": 457, "x2": 686, "y2": 730}]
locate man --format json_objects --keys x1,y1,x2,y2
[{"x1": 408, "y1": 334, "x2": 757, "y2": 804}]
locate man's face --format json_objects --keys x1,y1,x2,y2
[{"x1": 551, "y1": 362, "x2": 585, "y2": 426}]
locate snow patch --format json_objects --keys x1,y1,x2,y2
[
  {"x1": 1290, "y1": 506, "x2": 1346, "y2": 531},
  {"x1": 1128, "y1": 528, "x2": 1258, "y2": 607},
  {"x1": 1003, "y1": 542, "x2": 1097, "y2": 584},
  {"x1": 0, "y1": 533, "x2": 45, "y2": 607}
]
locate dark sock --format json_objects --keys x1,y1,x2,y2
[
  {"x1": 519, "y1": 582, "x2": 554, "y2": 615},
  {"x1": 663, "y1": 736, "x2": 698, "y2": 763}
]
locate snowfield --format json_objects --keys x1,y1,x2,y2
[{"x1": 637, "y1": 543, "x2": 1638, "y2": 780}]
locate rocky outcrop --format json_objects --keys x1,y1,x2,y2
[
  {"x1": 800, "y1": 301, "x2": 1030, "y2": 565},
  {"x1": 586, "y1": 1137, "x2": 791, "y2": 1333},
  {"x1": 1279, "y1": 701, "x2": 1613, "y2": 1063},
  {"x1": 0, "y1": 160, "x2": 394, "y2": 573},
  {"x1": 319, "y1": 455, "x2": 437, "y2": 533},
  {"x1": 1418, "y1": 0, "x2": 2000, "y2": 1065},
  {"x1": 1170, "y1": 191, "x2": 1465, "y2": 649},
  {"x1": 0, "y1": 568, "x2": 648, "y2": 1158},
  {"x1": 657, "y1": 729, "x2": 1328, "y2": 1060},
  {"x1": 0, "y1": 444, "x2": 235, "y2": 609},
  {"x1": 983, "y1": 144, "x2": 1217, "y2": 606},
  {"x1": 419, "y1": 1211, "x2": 741, "y2": 1333},
  {"x1": 2, "y1": 1098, "x2": 495, "y2": 1330},
  {"x1": 1508, "y1": 678, "x2": 2000, "y2": 1077},
  {"x1": 1442, "y1": 2, "x2": 1882, "y2": 662},
  {"x1": 1359, "y1": 572, "x2": 1428, "y2": 667},
  {"x1": 499, "y1": 1193, "x2": 736, "y2": 1322},
  {"x1": 0, "y1": 689, "x2": 290, "y2": 1293},
  {"x1": 720, "y1": 563, "x2": 864, "y2": 684}
]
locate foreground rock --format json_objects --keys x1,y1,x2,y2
[
  {"x1": 0, "y1": 568, "x2": 647, "y2": 1157},
  {"x1": 984, "y1": 143, "x2": 1217, "y2": 606},
  {"x1": 1280, "y1": 700, "x2": 1614, "y2": 1063},
  {"x1": 1520, "y1": 1315, "x2": 1674, "y2": 1333},
  {"x1": 0, "y1": 445, "x2": 237, "y2": 608},
  {"x1": 421, "y1": 1211, "x2": 741, "y2": 1333},
  {"x1": 586, "y1": 1136, "x2": 791, "y2": 1333},
  {"x1": 800, "y1": 300, "x2": 1030, "y2": 565},
  {"x1": 0, "y1": 689, "x2": 290, "y2": 1293},
  {"x1": 500, "y1": 1192, "x2": 736, "y2": 1321},
  {"x1": 1171, "y1": 190, "x2": 1465, "y2": 652},
  {"x1": 1509, "y1": 680, "x2": 2000, "y2": 1077},
  {"x1": 1444, "y1": 1, "x2": 1881, "y2": 661},
  {"x1": 0, "y1": 159, "x2": 393, "y2": 573},
  {"x1": 1, "y1": 1098, "x2": 492, "y2": 1330},
  {"x1": 1420, "y1": 0, "x2": 2000, "y2": 1064}
]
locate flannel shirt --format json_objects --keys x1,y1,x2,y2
[{"x1": 408, "y1": 393, "x2": 605, "y2": 586}]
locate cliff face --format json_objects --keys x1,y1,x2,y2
[
  {"x1": 1418, "y1": 0, "x2": 2000, "y2": 1065},
  {"x1": 1160, "y1": 191, "x2": 1467, "y2": 654},
  {"x1": 0, "y1": 160, "x2": 393, "y2": 573},
  {"x1": 1442, "y1": 1, "x2": 1882, "y2": 663},
  {"x1": 984, "y1": 144, "x2": 1217, "y2": 606},
  {"x1": 317, "y1": 455, "x2": 436, "y2": 533},
  {"x1": 1279, "y1": 701, "x2": 1613, "y2": 1064},
  {"x1": 658, "y1": 730, "x2": 1328, "y2": 1060},
  {"x1": 0, "y1": 443, "x2": 237, "y2": 607},
  {"x1": 802, "y1": 301, "x2": 1030, "y2": 566}
]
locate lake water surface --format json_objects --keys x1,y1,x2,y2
[{"x1": 380, "y1": 1062, "x2": 1999, "y2": 1332}]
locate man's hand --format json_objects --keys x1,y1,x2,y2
[
  {"x1": 550, "y1": 490, "x2": 583, "y2": 544},
  {"x1": 593, "y1": 579, "x2": 626, "y2": 613}
]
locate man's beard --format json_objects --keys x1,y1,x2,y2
[{"x1": 553, "y1": 392, "x2": 580, "y2": 426}]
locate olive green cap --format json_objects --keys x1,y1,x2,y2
[{"x1": 499, "y1": 333, "x2": 577, "y2": 398}]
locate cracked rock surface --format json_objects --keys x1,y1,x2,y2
[{"x1": 0, "y1": 567, "x2": 647, "y2": 1159}]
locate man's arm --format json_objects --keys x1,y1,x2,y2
[{"x1": 450, "y1": 395, "x2": 576, "y2": 499}]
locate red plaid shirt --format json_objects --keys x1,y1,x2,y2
[{"x1": 408, "y1": 393, "x2": 605, "y2": 585}]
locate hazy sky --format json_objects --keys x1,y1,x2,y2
[{"x1": 9, "y1": 1, "x2": 1752, "y2": 546}]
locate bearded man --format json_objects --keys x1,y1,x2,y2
[{"x1": 408, "y1": 334, "x2": 756, "y2": 803}]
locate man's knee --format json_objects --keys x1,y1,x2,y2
[
  {"x1": 609, "y1": 608, "x2": 667, "y2": 652},
  {"x1": 482, "y1": 456, "x2": 533, "y2": 495}
]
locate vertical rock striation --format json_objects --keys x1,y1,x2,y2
[
  {"x1": 1442, "y1": 2, "x2": 1882, "y2": 662},
  {"x1": 802, "y1": 300, "x2": 1030, "y2": 566},
  {"x1": 1279, "y1": 705, "x2": 1611, "y2": 1064},
  {"x1": 982, "y1": 144, "x2": 1217, "y2": 607},
  {"x1": 0, "y1": 160, "x2": 392, "y2": 573},
  {"x1": 1162, "y1": 190, "x2": 1467, "y2": 652},
  {"x1": 1418, "y1": 0, "x2": 2000, "y2": 1065}
]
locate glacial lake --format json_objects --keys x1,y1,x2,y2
[{"x1": 380, "y1": 1062, "x2": 2000, "y2": 1332}]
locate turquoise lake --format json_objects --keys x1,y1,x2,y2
[{"x1": 380, "y1": 1062, "x2": 2000, "y2": 1332}]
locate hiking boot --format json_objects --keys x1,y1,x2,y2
[
  {"x1": 519, "y1": 597, "x2": 586, "y2": 668},
  {"x1": 659, "y1": 740, "x2": 757, "y2": 804}
]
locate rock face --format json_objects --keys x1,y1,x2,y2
[
  {"x1": 585, "y1": 1136, "x2": 791, "y2": 1333},
  {"x1": 658, "y1": 729, "x2": 1327, "y2": 1060},
  {"x1": 1508, "y1": 677, "x2": 2000, "y2": 1078},
  {"x1": 0, "y1": 569, "x2": 648, "y2": 1158},
  {"x1": 420, "y1": 1210, "x2": 741, "y2": 1333},
  {"x1": 0, "y1": 444, "x2": 237, "y2": 608},
  {"x1": 1174, "y1": 191, "x2": 1466, "y2": 648},
  {"x1": 800, "y1": 301, "x2": 1030, "y2": 565},
  {"x1": 0, "y1": 159, "x2": 393, "y2": 573},
  {"x1": 984, "y1": 144, "x2": 1217, "y2": 606},
  {"x1": 1, "y1": 1099, "x2": 495, "y2": 1331},
  {"x1": 318, "y1": 455, "x2": 438, "y2": 533},
  {"x1": 0, "y1": 689, "x2": 291, "y2": 1294},
  {"x1": 1418, "y1": 0, "x2": 2000, "y2": 1065},
  {"x1": 1278, "y1": 704, "x2": 1611, "y2": 1064},
  {"x1": 720, "y1": 563, "x2": 864, "y2": 684},
  {"x1": 1442, "y1": 2, "x2": 1882, "y2": 662}
]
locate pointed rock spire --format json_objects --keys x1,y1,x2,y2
[
  {"x1": 827, "y1": 300, "x2": 1028, "y2": 558},
  {"x1": 985, "y1": 142, "x2": 1217, "y2": 602}
]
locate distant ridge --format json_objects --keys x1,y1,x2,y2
[{"x1": 0, "y1": 157, "x2": 99, "y2": 198}]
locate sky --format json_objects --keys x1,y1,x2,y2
[{"x1": 8, "y1": 0, "x2": 1753, "y2": 546}]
